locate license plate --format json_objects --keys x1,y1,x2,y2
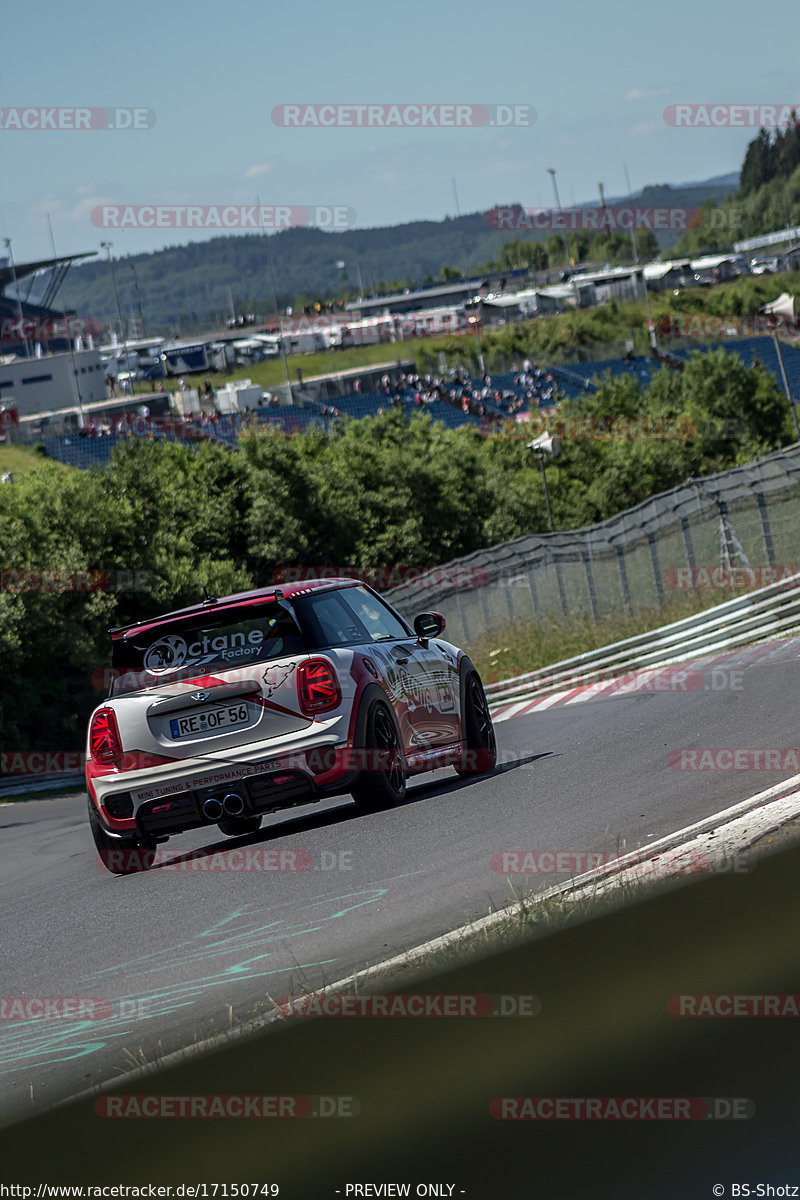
[{"x1": 169, "y1": 703, "x2": 250, "y2": 739}]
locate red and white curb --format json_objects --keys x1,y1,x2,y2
[{"x1": 489, "y1": 639, "x2": 794, "y2": 723}]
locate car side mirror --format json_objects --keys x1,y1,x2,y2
[{"x1": 413, "y1": 612, "x2": 445, "y2": 642}]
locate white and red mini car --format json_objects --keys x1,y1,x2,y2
[{"x1": 86, "y1": 578, "x2": 497, "y2": 873}]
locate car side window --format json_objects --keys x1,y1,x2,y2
[
  {"x1": 338, "y1": 586, "x2": 410, "y2": 642},
  {"x1": 298, "y1": 591, "x2": 369, "y2": 647}
]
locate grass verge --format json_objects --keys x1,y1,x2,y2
[
  {"x1": 0, "y1": 442, "x2": 67, "y2": 478},
  {"x1": 468, "y1": 588, "x2": 748, "y2": 685}
]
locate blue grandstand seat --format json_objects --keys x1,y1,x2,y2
[{"x1": 679, "y1": 337, "x2": 800, "y2": 397}]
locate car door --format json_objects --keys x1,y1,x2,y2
[{"x1": 338, "y1": 586, "x2": 459, "y2": 751}]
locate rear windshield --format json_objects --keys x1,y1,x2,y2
[{"x1": 110, "y1": 602, "x2": 306, "y2": 696}]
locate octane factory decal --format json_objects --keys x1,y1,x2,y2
[
  {"x1": 143, "y1": 634, "x2": 189, "y2": 673},
  {"x1": 143, "y1": 629, "x2": 267, "y2": 674}
]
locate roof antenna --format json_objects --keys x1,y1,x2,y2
[{"x1": 202, "y1": 585, "x2": 217, "y2": 605}]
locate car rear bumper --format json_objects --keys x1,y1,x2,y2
[
  {"x1": 135, "y1": 763, "x2": 326, "y2": 839},
  {"x1": 88, "y1": 736, "x2": 360, "y2": 838}
]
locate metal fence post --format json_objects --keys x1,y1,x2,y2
[
  {"x1": 503, "y1": 574, "x2": 515, "y2": 623},
  {"x1": 647, "y1": 532, "x2": 664, "y2": 604},
  {"x1": 582, "y1": 548, "x2": 599, "y2": 620},
  {"x1": 527, "y1": 564, "x2": 539, "y2": 616},
  {"x1": 680, "y1": 516, "x2": 698, "y2": 592},
  {"x1": 553, "y1": 555, "x2": 569, "y2": 616},
  {"x1": 755, "y1": 490, "x2": 776, "y2": 567},
  {"x1": 615, "y1": 546, "x2": 633, "y2": 615}
]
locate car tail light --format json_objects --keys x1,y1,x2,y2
[
  {"x1": 298, "y1": 659, "x2": 341, "y2": 715},
  {"x1": 89, "y1": 707, "x2": 123, "y2": 766}
]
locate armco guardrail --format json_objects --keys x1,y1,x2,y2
[
  {"x1": 0, "y1": 771, "x2": 84, "y2": 797},
  {"x1": 384, "y1": 442, "x2": 800, "y2": 646},
  {"x1": 485, "y1": 569, "x2": 800, "y2": 709}
]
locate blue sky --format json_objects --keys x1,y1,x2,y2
[{"x1": 2, "y1": 0, "x2": 799, "y2": 263}]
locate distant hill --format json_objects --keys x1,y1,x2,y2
[{"x1": 55, "y1": 175, "x2": 740, "y2": 335}]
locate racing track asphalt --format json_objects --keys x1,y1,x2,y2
[{"x1": 2, "y1": 637, "x2": 799, "y2": 1126}]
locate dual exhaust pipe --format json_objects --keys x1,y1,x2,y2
[{"x1": 202, "y1": 792, "x2": 245, "y2": 821}]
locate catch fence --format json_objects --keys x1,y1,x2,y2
[{"x1": 384, "y1": 444, "x2": 800, "y2": 645}]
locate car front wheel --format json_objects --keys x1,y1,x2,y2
[{"x1": 455, "y1": 666, "x2": 497, "y2": 776}]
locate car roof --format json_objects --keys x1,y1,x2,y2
[{"x1": 109, "y1": 577, "x2": 363, "y2": 639}]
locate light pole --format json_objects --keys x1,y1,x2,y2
[
  {"x1": 129, "y1": 262, "x2": 146, "y2": 336},
  {"x1": 100, "y1": 242, "x2": 131, "y2": 393},
  {"x1": 256, "y1": 198, "x2": 293, "y2": 404},
  {"x1": 337, "y1": 258, "x2": 364, "y2": 299},
  {"x1": 547, "y1": 168, "x2": 571, "y2": 268},
  {"x1": 44, "y1": 218, "x2": 85, "y2": 425},
  {"x1": 3, "y1": 238, "x2": 30, "y2": 357},
  {"x1": 527, "y1": 432, "x2": 561, "y2": 532},
  {"x1": 623, "y1": 163, "x2": 657, "y2": 351},
  {"x1": 770, "y1": 321, "x2": 800, "y2": 441}
]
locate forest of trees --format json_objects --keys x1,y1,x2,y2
[{"x1": 740, "y1": 115, "x2": 800, "y2": 193}]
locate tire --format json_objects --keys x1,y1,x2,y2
[
  {"x1": 350, "y1": 698, "x2": 407, "y2": 813},
  {"x1": 455, "y1": 665, "x2": 497, "y2": 776},
  {"x1": 217, "y1": 815, "x2": 263, "y2": 837},
  {"x1": 88, "y1": 797, "x2": 156, "y2": 875}
]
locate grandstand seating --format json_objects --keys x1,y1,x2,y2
[
  {"x1": 33, "y1": 338, "x2": 800, "y2": 469},
  {"x1": 42, "y1": 436, "x2": 121, "y2": 470},
  {"x1": 691, "y1": 337, "x2": 800, "y2": 397},
  {"x1": 254, "y1": 405, "x2": 327, "y2": 434},
  {"x1": 561, "y1": 355, "x2": 665, "y2": 389},
  {"x1": 329, "y1": 392, "x2": 386, "y2": 419}
]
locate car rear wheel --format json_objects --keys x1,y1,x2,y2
[
  {"x1": 351, "y1": 699, "x2": 407, "y2": 812},
  {"x1": 455, "y1": 667, "x2": 497, "y2": 776},
  {"x1": 217, "y1": 815, "x2": 263, "y2": 837},
  {"x1": 88, "y1": 797, "x2": 156, "y2": 875}
]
